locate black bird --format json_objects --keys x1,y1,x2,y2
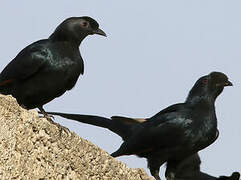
[
  {"x1": 166, "y1": 153, "x2": 240, "y2": 180},
  {"x1": 46, "y1": 71, "x2": 233, "y2": 180},
  {"x1": 110, "y1": 72, "x2": 232, "y2": 180},
  {"x1": 0, "y1": 16, "x2": 106, "y2": 118},
  {"x1": 219, "y1": 173, "x2": 240, "y2": 180},
  {"x1": 46, "y1": 111, "x2": 239, "y2": 180}
]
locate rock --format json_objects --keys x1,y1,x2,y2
[{"x1": 0, "y1": 95, "x2": 153, "y2": 180}]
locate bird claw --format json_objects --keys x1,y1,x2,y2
[
  {"x1": 38, "y1": 110, "x2": 55, "y2": 120},
  {"x1": 166, "y1": 177, "x2": 174, "y2": 180},
  {"x1": 53, "y1": 122, "x2": 70, "y2": 137},
  {"x1": 46, "y1": 117, "x2": 69, "y2": 136},
  {"x1": 38, "y1": 111, "x2": 69, "y2": 136},
  {"x1": 153, "y1": 173, "x2": 161, "y2": 180},
  {"x1": 38, "y1": 114, "x2": 55, "y2": 121}
]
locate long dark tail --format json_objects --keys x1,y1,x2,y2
[
  {"x1": 111, "y1": 149, "x2": 123, "y2": 158},
  {"x1": 47, "y1": 112, "x2": 111, "y2": 128},
  {"x1": 0, "y1": 85, "x2": 9, "y2": 95},
  {"x1": 46, "y1": 112, "x2": 135, "y2": 140},
  {"x1": 0, "y1": 78, "x2": 14, "y2": 95}
]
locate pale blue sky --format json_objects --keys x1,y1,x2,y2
[{"x1": 0, "y1": 0, "x2": 240, "y2": 178}]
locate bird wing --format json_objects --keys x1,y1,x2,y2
[
  {"x1": 151, "y1": 103, "x2": 185, "y2": 120},
  {"x1": 111, "y1": 103, "x2": 185, "y2": 125},
  {"x1": 112, "y1": 119, "x2": 185, "y2": 157},
  {"x1": 143, "y1": 117, "x2": 186, "y2": 148},
  {"x1": 112, "y1": 104, "x2": 189, "y2": 156},
  {"x1": 0, "y1": 40, "x2": 48, "y2": 86}
]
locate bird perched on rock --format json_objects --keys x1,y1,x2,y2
[
  {"x1": 110, "y1": 72, "x2": 232, "y2": 180},
  {"x1": 46, "y1": 107, "x2": 239, "y2": 180},
  {"x1": 0, "y1": 16, "x2": 106, "y2": 119},
  {"x1": 46, "y1": 71, "x2": 234, "y2": 180}
]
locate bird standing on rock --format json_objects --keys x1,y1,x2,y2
[
  {"x1": 46, "y1": 102, "x2": 239, "y2": 179},
  {"x1": 110, "y1": 72, "x2": 232, "y2": 180},
  {"x1": 46, "y1": 71, "x2": 234, "y2": 180},
  {"x1": 0, "y1": 16, "x2": 106, "y2": 119}
]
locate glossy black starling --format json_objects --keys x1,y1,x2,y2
[
  {"x1": 47, "y1": 110, "x2": 239, "y2": 180},
  {"x1": 0, "y1": 16, "x2": 106, "y2": 118},
  {"x1": 46, "y1": 72, "x2": 233, "y2": 180},
  {"x1": 110, "y1": 72, "x2": 232, "y2": 180}
]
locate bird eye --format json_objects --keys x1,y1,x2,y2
[
  {"x1": 202, "y1": 78, "x2": 208, "y2": 84},
  {"x1": 81, "y1": 21, "x2": 89, "y2": 27}
]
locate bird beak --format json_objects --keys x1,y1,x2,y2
[
  {"x1": 93, "y1": 28, "x2": 107, "y2": 37},
  {"x1": 224, "y1": 80, "x2": 233, "y2": 86}
]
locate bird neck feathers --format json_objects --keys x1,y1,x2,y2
[
  {"x1": 49, "y1": 29, "x2": 86, "y2": 47},
  {"x1": 185, "y1": 93, "x2": 215, "y2": 107}
]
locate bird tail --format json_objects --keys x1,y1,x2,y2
[
  {"x1": 46, "y1": 112, "x2": 142, "y2": 140},
  {"x1": 46, "y1": 112, "x2": 147, "y2": 157},
  {"x1": 0, "y1": 84, "x2": 7, "y2": 95},
  {"x1": 111, "y1": 142, "x2": 134, "y2": 158},
  {"x1": 0, "y1": 87, "x2": 9, "y2": 95},
  {"x1": 111, "y1": 149, "x2": 124, "y2": 158},
  {"x1": 0, "y1": 78, "x2": 14, "y2": 95},
  {"x1": 46, "y1": 112, "x2": 112, "y2": 128}
]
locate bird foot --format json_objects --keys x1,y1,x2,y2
[
  {"x1": 52, "y1": 121, "x2": 70, "y2": 137},
  {"x1": 38, "y1": 111, "x2": 69, "y2": 137},
  {"x1": 154, "y1": 174, "x2": 161, "y2": 180},
  {"x1": 39, "y1": 113, "x2": 55, "y2": 121},
  {"x1": 46, "y1": 116, "x2": 70, "y2": 137}
]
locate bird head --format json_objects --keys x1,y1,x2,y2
[
  {"x1": 186, "y1": 72, "x2": 232, "y2": 103},
  {"x1": 49, "y1": 16, "x2": 106, "y2": 45}
]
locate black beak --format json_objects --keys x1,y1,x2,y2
[
  {"x1": 224, "y1": 80, "x2": 233, "y2": 86},
  {"x1": 93, "y1": 28, "x2": 107, "y2": 37}
]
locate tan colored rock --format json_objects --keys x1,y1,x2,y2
[{"x1": 0, "y1": 94, "x2": 153, "y2": 180}]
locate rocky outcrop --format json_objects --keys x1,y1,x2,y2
[{"x1": 0, "y1": 95, "x2": 153, "y2": 180}]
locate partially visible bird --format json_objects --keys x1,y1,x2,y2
[
  {"x1": 0, "y1": 16, "x2": 106, "y2": 119},
  {"x1": 219, "y1": 172, "x2": 240, "y2": 180},
  {"x1": 110, "y1": 72, "x2": 232, "y2": 180},
  {"x1": 166, "y1": 153, "x2": 240, "y2": 180},
  {"x1": 46, "y1": 71, "x2": 234, "y2": 180}
]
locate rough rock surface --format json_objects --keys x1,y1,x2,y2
[{"x1": 0, "y1": 95, "x2": 153, "y2": 180}]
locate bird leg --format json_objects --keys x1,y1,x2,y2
[
  {"x1": 166, "y1": 172, "x2": 175, "y2": 180},
  {"x1": 38, "y1": 106, "x2": 55, "y2": 121},
  {"x1": 148, "y1": 159, "x2": 162, "y2": 180},
  {"x1": 20, "y1": 104, "x2": 27, "y2": 109},
  {"x1": 38, "y1": 106, "x2": 69, "y2": 136},
  {"x1": 151, "y1": 170, "x2": 161, "y2": 180}
]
